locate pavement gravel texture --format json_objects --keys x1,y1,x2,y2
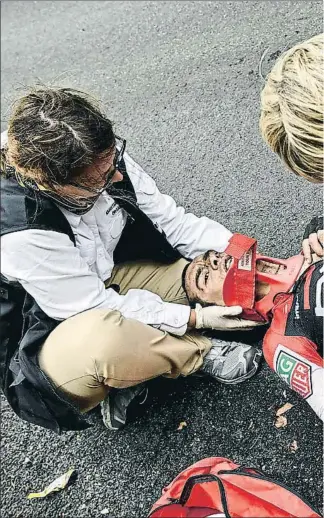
[{"x1": 1, "y1": 1, "x2": 323, "y2": 517}]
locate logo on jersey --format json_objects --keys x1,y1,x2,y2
[
  {"x1": 276, "y1": 350, "x2": 312, "y2": 399},
  {"x1": 294, "y1": 295, "x2": 300, "y2": 320}
]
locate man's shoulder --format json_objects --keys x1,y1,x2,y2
[
  {"x1": 1, "y1": 227, "x2": 63, "y2": 250},
  {"x1": 123, "y1": 151, "x2": 157, "y2": 195},
  {"x1": 294, "y1": 259, "x2": 323, "y2": 303}
]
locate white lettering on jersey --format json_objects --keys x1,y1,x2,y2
[{"x1": 315, "y1": 264, "x2": 324, "y2": 317}]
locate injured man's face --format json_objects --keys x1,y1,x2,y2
[
  {"x1": 184, "y1": 250, "x2": 283, "y2": 306},
  {"x1": 184, "y1": 251, "x2": 232, "y2": 306}
]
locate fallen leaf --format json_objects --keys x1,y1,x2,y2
[
  {"x1": 288, "y1": 440, "x2": 298, "y2": 453},
  {"x1": 274, "y1": 415, "x2": 287, "y2": 429},
  {"x1": 177, "y1": 421, "x2": 187, "y2": 431},
  {"x1": 276, "y1": 403, "x2": 293, "y2": 417},
  {"x1": 27, "y1": 468, "x2": 77, "y2": 500}
]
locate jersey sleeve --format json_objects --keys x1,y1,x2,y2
[{"x1": 263, "y1": 327, "x2": 324, "y2": 421}]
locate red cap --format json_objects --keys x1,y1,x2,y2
[{"x1": 223, "y1": 234, "x2": 304, "y2": 322}]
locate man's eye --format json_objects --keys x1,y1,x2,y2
[{"x1": 204, "y1": 271, "x2": 209, "y2": 284}]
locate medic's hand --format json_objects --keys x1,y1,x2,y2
[
  {"x1": 194, "y1": 304, "x2": 262, "y2": 331},
  {"x1": 302, "y1": 216, "x2": 323, "y2": 263}
]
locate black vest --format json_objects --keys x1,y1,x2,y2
[{"x1": 0, "y1": 163, "x2": 180, "y2": 433}]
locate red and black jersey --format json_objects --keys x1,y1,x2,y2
[
  {"x1": 284, "y1": 260, "x2": 323, "y2": 356},
  {"x1": 263, "y1": 260, "x2": 324, "y2": 421}
]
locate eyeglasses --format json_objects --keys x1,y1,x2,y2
[
  {"x1": 14, "y1": 137, "x2": 128, "y2": 216},
  {"x1": 114, "y1": 136, "x2": 126, "y2": 172},
  {"x1": 70, "y1": 136, "x2": 127, "y2": 196}
]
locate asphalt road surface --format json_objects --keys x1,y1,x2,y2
[{"x1": 1, "y1": 1, "x2": 323, "y2": 517}]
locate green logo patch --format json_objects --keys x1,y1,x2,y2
[{"x1": 276, "y1": 350, "x2": 312, "y2": 399}]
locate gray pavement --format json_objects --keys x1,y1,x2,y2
[{"x1": 1, "y1": 1, "x2": 323, "y2": 517}]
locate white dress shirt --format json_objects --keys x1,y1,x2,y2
[{"x1": 1, "y1": 131, "x2": 232, "y2": 336}]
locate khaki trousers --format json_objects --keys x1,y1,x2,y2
[{"x1": 38, "y1": 259, "x2": 212, "y2": 413}]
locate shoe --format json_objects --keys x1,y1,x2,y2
[
  {"x1": 199, "y1": 339, "x2": 262, "y2": 385},
  {"x1": 101, "y1": 383, "x2": 148, "y2": 431}
]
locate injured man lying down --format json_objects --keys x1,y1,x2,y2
[{"x1": 182, "y1": 233, "x2": 324, "y2": 421}]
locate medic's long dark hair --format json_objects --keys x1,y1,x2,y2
[{"x1": 3, "y1": 86, "x2": 115, "y2": 188}]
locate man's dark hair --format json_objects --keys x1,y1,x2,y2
[{"x1": 5, "y1": 86, "x2": 115, "y2": 187}]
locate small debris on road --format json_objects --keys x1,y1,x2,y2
[
  {"x1": 276, "y1": 403, "x2": 293, "y2": 417},
  {"x1": 177, "y1": 421, "x2": 187, "y2": 431},
  {"x1": 275, "y1": 415, "x2": 287, "y2": 429},
  {"x1": 288, "y1": 440, "x2": 298, "y2": 453},
  {"x1": 27, "y1": 468, "x2": 77, "y2": 500},
  {"x1": 274, "y1": 403, "x2": 294, "y2": 428}
]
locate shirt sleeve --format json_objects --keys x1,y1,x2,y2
[
  {"x1": 124, "y1": 152, "x2": 233, "y2": 259},
  {"x1": 1, "y1": 230, "x2": 190, "y2": 336}
]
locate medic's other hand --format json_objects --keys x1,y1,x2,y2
[
  {"x1": 194, "y1": 304, "x2": 263, "y2": 331},
  {"x1": 302, "y1": 216, "x2": 324, "y2": 263}
]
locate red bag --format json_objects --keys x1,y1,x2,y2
[{"x1": 148, "y1": 457, "x2": 322, "y2": 518}]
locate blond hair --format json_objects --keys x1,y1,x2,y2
[{"x1": 260, "y1": 33, "x2": 323, "y2": 183}]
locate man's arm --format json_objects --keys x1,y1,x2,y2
[
  {"x1": 124, "y1": 152, "x2": 232, "y2": 258},
  {"x1": 263, "y1": 328, "x2": 324, "y2": 421},
  {"x1": 302, "y1": 216, "x2": 323, "y2": 263}
]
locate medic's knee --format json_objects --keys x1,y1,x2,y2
[{"x1": 82, "y1": 309, "x2": 128, "y2": 359}]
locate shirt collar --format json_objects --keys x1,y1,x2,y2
[{"x1": 57, "y1": 206, "x2": 82, "y2": 228}]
